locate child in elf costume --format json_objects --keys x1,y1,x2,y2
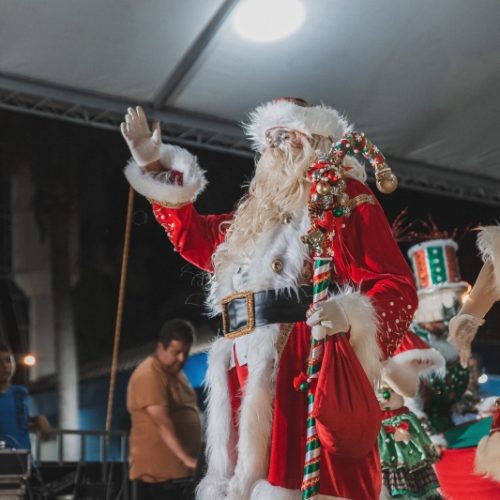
[{"x1": 378, "y1": 331, "x2": 444, "y2": 499}]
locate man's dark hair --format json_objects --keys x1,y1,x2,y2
[
  {"x1": 0, "y1": 343, "x2": 13, "y2": 355},
  {"x1": 158, "y1": 319, "x2": 195, "y2": 348}
]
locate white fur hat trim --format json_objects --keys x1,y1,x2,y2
[{"x1": 244, "y1": 99, "x2": 351, "y2": 152}]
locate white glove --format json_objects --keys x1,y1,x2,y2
[
  {"x1": 306, "y1": 299, "x2": 350, "y2": 340},
  {"x1": 120, "y1": 106, "x2": 162, "y2": 167},
  {"x1": 448, "y1": 313, "x2": 484, "y2": 368}
]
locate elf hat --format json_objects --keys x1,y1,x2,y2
[
  {"x1": 243, "y1": 97, "x2": 350, "y2": 152},
  {"x1": 408, "y1": 238, "x2": 470, "y2": 323}
]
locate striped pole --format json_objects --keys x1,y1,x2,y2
[{"x1": 301, "y1": 256, "x2": 331, "y2": 499}]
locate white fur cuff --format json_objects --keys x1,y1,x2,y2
[
  {"x1": 249, "y1": 480, "x2": 348, "y2": 500},
  {"x1": 328, "y1": 290, "x2": 381, "y2": 384},
  {"x1": 124, "y1": 144, "x2": 207, "y2": 205},
  {"x1": 386, "y1": 348, "x2": 445, "y2": 378},
  {"x1": 430, "y1": 433, "x2": 447, "y2": 448}
]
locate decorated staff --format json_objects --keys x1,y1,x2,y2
[{"x1": 302, "y1": 132, "x2": 398, "y2": 499}]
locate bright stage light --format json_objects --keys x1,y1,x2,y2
[
  {"x1": 478, "y1": 373, "x2": 488, "y2": 384},
  {"x1": 22, "y1": 354, "x2": 36, "y2": 366},
  {"x1": 233, "y1": 0, "x2": 305, "y2": 43}
]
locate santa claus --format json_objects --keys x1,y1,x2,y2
[{"x1": 121, "y1": 98, "x2": 418, "y2": 500}]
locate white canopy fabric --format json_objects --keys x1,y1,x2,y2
[{"x1": 1, "y1": 0, "x2": 499, "y2": 199}]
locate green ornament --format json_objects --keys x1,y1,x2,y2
[
  {"x1": 333, "y1": 207, "x2": 345, "y2": 217},
  {"x1": 382, "y1": 390, "x2": 391, "y2": 400},
  {"x1": 300, "y1": 382, "x2": 309, "y2": 392}
]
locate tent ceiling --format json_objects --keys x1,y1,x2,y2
[{"x1": 1, "y1": 0, "x2": 499, "y2": 203}]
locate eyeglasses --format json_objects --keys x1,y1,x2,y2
[
  {"x1": 265, "y1": 127, "x2": 308, "y2": 149},
  {"x1": 265, "y1": 127, "x2": 331, "y2": 149}
]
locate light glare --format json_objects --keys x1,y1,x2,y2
[
  {"x1": 22, "y1": 354, "x2": 36, "y2": 367},
  {"x1": 478, "y1": 373, "x2": 488, "y2": 384},
  {"x1": 233, "y1": 0, "x2": 305, "y2": 43}
]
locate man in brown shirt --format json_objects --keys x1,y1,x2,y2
[{"x1": 127, "y1": 319, "x2": 201, "y2": 500}]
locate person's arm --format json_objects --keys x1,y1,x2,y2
[
  {"x1": 448, "y1": 226, "x2": 500, "y2": 366},
  {"x1": 121, "y1": 106, "x2": 232, "y2": 272},
  {"x1": 28, "y1": 415, "x2": 52, "y2": 441},
  {"x1": 145, "y1": 404, "x2": 197, "y2": 470}
]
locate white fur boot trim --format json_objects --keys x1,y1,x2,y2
[
  {"x1": 226, "y1": 326, "x2": 279, "y2": 500},
  {"x1": 475, "y1": 432, "x2": 500, "y2": 482},
  {"x1": 124, "y1": 144, "x2": 207, "y2": 205},
  {"x1": 196, "y1": 338, "x2": 234, "y2": 500},
  {"x1": 328, "y1": 290, "x2": 382, "y2": 384},
  {"x1": 379, "y1": 484, "x2": 391, "y2": 500},
  {"x1": 249, "y1": 480, "x2": 350, "y2": 500}
]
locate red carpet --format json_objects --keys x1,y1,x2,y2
[{"x1": 435, "y1": 447, "x2": 500, "y2": 499}]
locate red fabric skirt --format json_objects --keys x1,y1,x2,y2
[{"x1": 435, "y1": 447, "x2": 500, "y2": 499}]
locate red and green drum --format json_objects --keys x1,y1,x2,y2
[{"x1": 407, "y1": 239, "x2": 470, "y2": 323}]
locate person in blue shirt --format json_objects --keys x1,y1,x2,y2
[{"x1": 0, "y1": 343, "x2": 51, "y2": 450}]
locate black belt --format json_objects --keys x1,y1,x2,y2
[{"x1": 219, "y1": 287, "x2": 313, "y2": 339}]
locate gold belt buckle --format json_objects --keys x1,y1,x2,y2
[{"x1": 221, "y1": 291, "x2": 255, "y2": 339}]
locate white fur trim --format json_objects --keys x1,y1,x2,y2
[
  {"x1": 403, "y1": 393, "x2": 427, "y2": 420},
  {"x1": 196, "y1": 338, "x2": 234, "y2": 500},
  {"x1": 388, "y1": 348, "x2": 445, "y2": 378},
  {"x1": 379, "y1": 484, "x2": 391, "y2": 500},
  {"x1": 124, "y1": 144, "x2": 207, "y2": 204},
  {"x1": 475, "y1": 432, "x2": 500, "y2": 482},
  {"x1": 249, "y1": 481, "x2": 349, "y2": 500},
  {"x1": 477, "y1": 225, "x2": 500, "y2": 296},
  {"x1": 429, "y1": 433, "x2": 447, "y2": 448},
  {"x1": 342, "y1": 156, "x2": 367, "y2": 183},
  {"x1": 244, "y1": 100, "x2": 350, "y2": 152},
  {"x1": 226, "y1": 326, "x2": 279, "y2": 500},
  {"x1": 328, "y1": 290, "x2": 382, "y2": 385},
  {"x1": 250, "y1": 480, "x2": 301, "y2": 500},
  {"x1": 476, "y1": 396, "x2": 498, "y2": 415}
]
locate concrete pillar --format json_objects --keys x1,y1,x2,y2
[{"x1": 10, "y1": 163, "x2": 55, "y2": 379}]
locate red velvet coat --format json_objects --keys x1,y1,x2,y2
[{"x1": 150, "y1": 178, "x2": 417, "y2": 499}]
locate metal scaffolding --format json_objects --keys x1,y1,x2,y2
[{"x1": 1, "y1": 73, "x2": 500, "y2": 206}]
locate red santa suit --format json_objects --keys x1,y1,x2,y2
[{"x1": 124, "y1": 100, "x2": 418, "y2": 500}]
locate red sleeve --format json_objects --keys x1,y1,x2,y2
[
  {"x1": 151, "y1": 202, "x2": 233, "y2": 272},
  {"x1": 332, "y1": 179, "x2": 418, "y2": 358}
]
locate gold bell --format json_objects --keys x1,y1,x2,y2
[
  {"x1": 336, "y1": 192, "x2": 349, "y2": 206},
  {"x1": 375, "y1": 167, "x2": 398, "y2": 194},
  {"x1": 316, "y1": 182, "x2": 332, "y2": 196}
]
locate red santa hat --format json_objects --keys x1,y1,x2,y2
[
  {"x1": 388, "y1": 330, "x2": 445, "y2": 377},
  {"x1": 243, "y1": 97, "x2": 350, "y2": 152}
]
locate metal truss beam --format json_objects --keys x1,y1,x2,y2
[
  {"x1": 152, "y1": 0, "x2": 239, "y2": 107},
  {"x1": 1, "y1": 73, "x2": 500, "y2": 205}
]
